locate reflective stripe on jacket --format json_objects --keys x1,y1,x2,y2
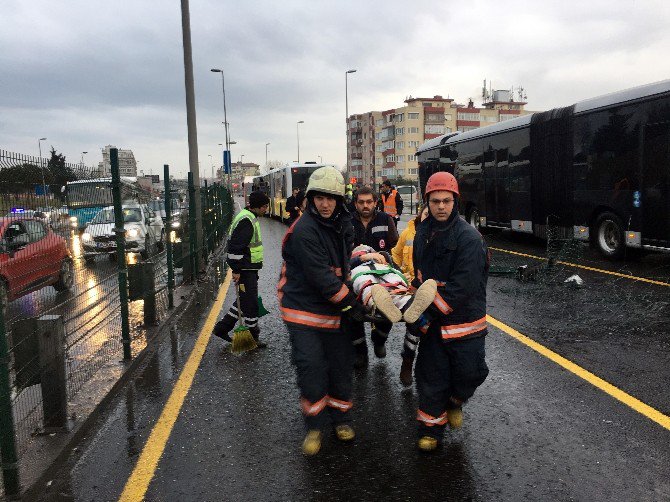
[
  {"x1": 351, "y1": 210, "x2": 398, "y2": 251},
  {"x1": 413, "y1": 214, "x2": 488, "y2": 341},
  {"x1": 381, "y1": 189, "x2": 401, "y2": 217}
]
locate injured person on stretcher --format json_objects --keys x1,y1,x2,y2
[{"x1": 350, "y1": 244, "x2": 436, "y2": 324}]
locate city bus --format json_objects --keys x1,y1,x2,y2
[
  {"x1": 65, "y1": 177, "x2": 146, "y2": 231},
  {"x1": 254, "y1": 162, "x2": 327, "y2": 221},
  {"x1": 417, "y1": 79, "x2": 670, "y2": 259}
]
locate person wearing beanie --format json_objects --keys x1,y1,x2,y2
[{"x1": 212, "y1": 190, "x2": 270, "y2": 346}]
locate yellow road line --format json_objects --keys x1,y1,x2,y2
[
  {"x1": 488, "y1": 246, "x2": 670, "y2": 287},
  {"x1": 487, "y1": 315, "x2": 670, "y2": 431},
  {"x1": 119, "y1": 269, "x2": 232, "y2": 502}
]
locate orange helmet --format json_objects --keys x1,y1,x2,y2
[{"x1": 424, "y1": 171, "x2": 459, "y2": 199}]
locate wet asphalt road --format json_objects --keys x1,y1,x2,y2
[{"x1": 35, "y1": 207, "x2": 670, "y2": 501}]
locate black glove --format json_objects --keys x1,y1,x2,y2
[{"x1": 341, "y1": 301, "x2": 369, "y2": 322}]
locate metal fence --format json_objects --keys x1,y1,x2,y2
[{"x1": 0, "y1": 148, "x2": 233, "y2": 497}]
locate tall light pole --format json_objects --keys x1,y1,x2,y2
[
  {"x1": 211, "y1": 68, "x2": 231, "y2": 187},
  {"x1": 345, "y1": 69, "x2": 357, "y2": 182},
  {"x1": 318, "y1": 155, "x2": 323, "y2": 164},
  {"x1": 265, "y1": 142, "x2": 270, "y2": 172},
  {"x1": 296, "y1": 120, "x2": 304, "y2": 163},
  {"x1": 38, "y1": 137, "x2": 47, "y2": 198}
]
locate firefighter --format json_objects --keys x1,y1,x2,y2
[
  {"x1": 379, "y1": 179, "x2": 403, "y2": 227},
  {"x1": 212, "y1": 190, "x2": 270, "y2": 345},
  {"x1": 278, "y1": 166, "x2": 367, "y2": 456},
  {"x1": 350, "y1": 186, "x2": 399, "y2": 366},
  {"x1": 411, "y1": 172, "x2": 489, "y2": 452}
]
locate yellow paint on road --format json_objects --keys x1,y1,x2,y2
[
  {"x1": 488, "y1": 246, "x2": 670, "y2": 287},
  {"x1": 118, "y1": 269, "x2": 232, "y2": 502},
  {"x1": 487, "y1": 314, "x2": 670, "y2": 431}
]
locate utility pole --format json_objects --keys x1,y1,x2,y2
[{"x1": 180, "y1": 0, "x2": 203, "y2": 267}]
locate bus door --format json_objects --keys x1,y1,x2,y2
[
  {"x1": 483, "y1": 146, "x2": 497, "y2": 223},
  {"x1": 495, "y1": 147, "x2": 510, "y2": 225},
  {"x1": 642, "y1": 122, "x2": 670, "y2": 246}
]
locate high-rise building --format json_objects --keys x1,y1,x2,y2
[
  {"x1": 346, "y1": 88, "x2": 532, "y2": 184},
  {"x1": 98, "y1": 145, "x2": 138, "y2": 177}
]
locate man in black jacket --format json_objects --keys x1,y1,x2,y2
[
  {"x1": 212, "y1": 190, "x2": 270, "y2": 345},
  {"x1": 411, "y1": 172, "x2": 489, "y2": 452},
  {"x1": 285, "y1": 187, "x2": 301, "y2": 224},
  {"x1": 279, "y1": 166, "x2": 367, "y2": 456},
  {"x1": 349, "y1": 186, "x2": 399, "y2": 367}
]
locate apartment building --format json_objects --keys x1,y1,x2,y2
[
  {"x1": 346, "y1": 90, "x2": 531, "y2": 184},
  {"x1": 98, "y1": 145, "x2": 138, "y2": 177}
]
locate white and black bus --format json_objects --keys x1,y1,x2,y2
[{"x1": 417, "y1": 79, "x2": 670, "y2": 258}]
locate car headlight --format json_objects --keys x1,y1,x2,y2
[
  {"x1": 127, "y1": 228, "x2": 139, "y2": 239},
  {"x1": 171, "y1": 221, "x2": 180, "y2": 228},
  {"x1": 82, "y1": 232, "x2": 92, "y2": 241}
]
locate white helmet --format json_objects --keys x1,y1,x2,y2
[{"x1": 306, "y1": 166, "x2": 345, "y2": 197}]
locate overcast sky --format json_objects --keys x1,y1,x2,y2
[{"x1": 1, "y1": 0, "x2": 669, "y2": 178}]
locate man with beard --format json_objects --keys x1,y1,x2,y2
[
  {"x1": 278, "y1": 166, "x2": 368, "y2": 455},
  {"x1": 349, "y1": 186, "x2": 399, "y2": 367}
]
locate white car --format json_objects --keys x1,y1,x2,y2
[
  {"x1": 81, "y1": 203, "x2": 165, "y2": 263},
  {"x1": 396, "y1": 185, "x2": 420, "y2": 213}
]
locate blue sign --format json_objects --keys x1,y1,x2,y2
[
  {"x1": 223, "y1": 150, "x2": 232, "y2": 174},
  {"x1": 10, "y1": 207, "x2": 25, "y2": 214}
]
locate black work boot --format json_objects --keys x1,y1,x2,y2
[
  {"x1": 373, "y1": 342, "x2": 387, "y2": 358},
  {"x1": 399, "y1": 356, "x2": 413, "y2": 386},
  {"x1": 354, "y1": 346, "x2": 369, "y2": 368}
]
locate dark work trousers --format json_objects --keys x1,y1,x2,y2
[
  {"x1": 415, "y1": 323, "x2": 489, "y2": 439},
  {"x1": 213, "y1": 270, "x2": 260, "y2": 342},
  {"x1": 349, "y1": 318, "x2": 393, "y2": 354},
  {"x1": 288, "y1": 324, "x2": 354, "y2": 430}
]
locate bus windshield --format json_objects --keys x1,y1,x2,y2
[
  {"x1": 67, "y1": 181, "x2": 113, "y2": 208},
  {"x1": 290, "y1": 166, "x2": 320, "y2": 192}
]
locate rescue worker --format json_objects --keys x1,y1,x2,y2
[
  {"x1": 379, "y1": 179, "x2": 403, "y2": 227},
  {"x1": 212, "y1": 190, "x2": 270, "y2": 346},
  {"x1": 411, "y1": 172, "x2": 489, "y2": 452},
  {"x1": 286, "y1": 187, "x2": 301, "y2": 224},
  {"x1": 350, "y1": 186, "x2": 399, "y2": 366},
  {"x1": 391, "y1": 204, "x2": 429, "y2": 386},
  {"x1": 278, "y1": 166, "x2": 367, "y2": 456}
]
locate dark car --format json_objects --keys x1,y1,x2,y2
[{"x1": 0, "y1": 216, "x2": 74, "y2": 311}]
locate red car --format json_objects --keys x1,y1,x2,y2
[{"x1": 0, "y1": 216, "x2": 74, "y2": 310}]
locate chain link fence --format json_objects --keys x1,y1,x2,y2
[{"x1": 0, "y1": 148, "x2": 232, "y2": 497}]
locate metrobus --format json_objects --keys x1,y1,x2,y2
[
  {"x1": 417, "y1": 79, "x2": 670, "y2": 259},
  {"x1": 65, "y1": 177, "x2": 147, "y2": 231},
  {"x1": 251, "y1": 162, "x2": 328, "y2": 221}
]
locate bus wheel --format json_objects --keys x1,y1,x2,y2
[{"x1": 594, "y1": 212, "x2": 625, "y2": 260}]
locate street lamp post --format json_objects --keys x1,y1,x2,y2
[
  {"x1": 318, "y1": 155, "x2": 323, "y2": 164},
  {"x1": 265, "y1": 142, "x2": 270, "y2": 172},
  {"x1": 345, "y1": 69, "x2": 357, "y2": 182},
  {"x1": 296, "y1": 121, "x2": 304, "y2": 163},
  {"x1": 38, "y1": 137, "x2": 47, "y2": 199},
  {"x1": 208, "y1": 154, "x2": 214, "y2": 182},
  {"x1": 211, "y1": 68, "x2": 232, "y2": 191}
]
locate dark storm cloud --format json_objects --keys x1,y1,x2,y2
[{"x1": 1, "y1": 0, "x2": 669, "y2": 175}]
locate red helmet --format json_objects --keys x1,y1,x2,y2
[{"x1": 424, "y1": 171, "x2": 459, "y2": 199}]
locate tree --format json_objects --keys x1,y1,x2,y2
[
  {"x1": 0, "y1": 163, "x2": 43, "y2": 194},
  {"x1": 47, "y1": 147, "x2": 77, "y2": 197}
]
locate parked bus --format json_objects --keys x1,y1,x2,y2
[
  {"x1": 65, "y1": 177, "x2": 146, "y2": 231},
  {"x1": 253, "y1": 162, "x2": 327, "y2": 221},
  {"x1": 417, "y1": 79, "x2": 670, "y2": 259}
]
